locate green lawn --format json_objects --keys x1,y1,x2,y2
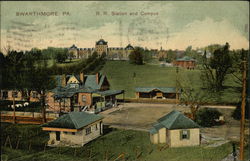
[
  {"x1": 1, "y1": 123, "x2": 238, "y2": 161},
  {"x1": 101, "y1": 61, "x2": 241, "y2": 103},
  {"x1": 47, "y1": 59, "x2": 81, "y2": 67}
]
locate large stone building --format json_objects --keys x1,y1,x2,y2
[{"x1": 68, "y1": 39, "x2": 134, "y2": 60}]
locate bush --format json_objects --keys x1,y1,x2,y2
[
  {"x1": 232, "y1": 101, "x2": 249, "y2": 120},
  {"x1": 195, "y1": 108, "x2": 222, "y2": 127}
]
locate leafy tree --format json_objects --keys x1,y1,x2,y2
[
  {"x1": 201, "y1": 42, "x2": 233, "y2": 91},
  {"x1": 0, "y1": 52, "x2": 5, "y2": 89},
  {"x1": 196, "y1": 108, "x2": 222, "y2": 127},
  {"x1": 68, "y1": 51, "x2": 75, "y2": 62},
  {"x1": 178, "y1": 74, "x2": 216, "y2": 120},
  {"x1": 4, "y1": 51, "x2": 26, "y2": 123},
  {"x1": 55, "y1": 49, "x2": 68, "y2": 63},
  {"x1": 165, "y1": 49, "x2": 176, "y2": 63},
  {"x1": 30, "y1": 60, "x2": 56, "y2": 123},
  {"x1": 232, "y1": 101, "x2": 249, "y2": 120},
  {"x1": 129, "y1": 47, "x2": 143, "y2": 65}
]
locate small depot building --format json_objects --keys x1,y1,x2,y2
[
  {"x1": 149, "y1": 110, "x2": 200, "y2": 147},
  {"x1": 135, "y1": 87, "x2": 180, "y2": 100},
  {"x1": 42, "y1": 112, "x2": 103, "y2": 146}
]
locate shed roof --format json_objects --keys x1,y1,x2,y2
[
  {"x1": 135, "y1": 87, "x2": 180, "y2": 93},
  {"x1": 149, "y1": 110, "x2": 200, "y2": 134},
  {"x1": 42, "y1": 112, "x2": 103, "y2": 129}
]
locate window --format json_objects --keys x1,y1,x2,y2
[
  {"x1": 12, "y1": 91, "x2": 18, "y2": 98},
  {"x1": 85, "y1": 127, "x2": 91, "y2": 135},
  {"x1": 32, "y1": 92, "x2": 38, "y2": 98},
  {"x1": 56, "y1": 131, "x2": 60, "y2": 141},
  {"x1": 82, "y1": 96, "x2": 86, "y2": 102},
  {"x1": 180, "y1": 130, "x2": 190, "y2": 140},
  {"x1": 95, "y1": 124, "x2": 98, "y2": 130},
  {"x1": 2, "y1": 91, "x2": 8, "y2": 98}
]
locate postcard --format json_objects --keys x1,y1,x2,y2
[{"x1": 0, "y1": 1, "x2": 249, "y2": 161}]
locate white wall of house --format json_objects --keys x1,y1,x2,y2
[
  {"x1": 150, "y1": 133, "x2": 158, "y2": 144},
  {"x1": 158, "y1": 128, "x2": 166, "y2": 143},
  {"x1": 82, "y1": 121, "x2": 102, "y2": 145},
  {"x1": 47, "y1": 120, "x2": 103, "y2": 146},
  {"x1": 169, "y1": 128, "x2": 200, "y2": 147}
]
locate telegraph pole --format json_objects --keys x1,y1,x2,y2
[
  {"x1": 176, "y1": 66, "x2": 179, "y2": 104},
  {"x1": 239, "y1": 60, "x2": 247, "y2": 160}
]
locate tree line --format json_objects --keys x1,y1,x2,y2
[{"x1": 0, "y1": 49, "x2": 106, "y2": 122}]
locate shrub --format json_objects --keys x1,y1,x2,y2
[
  {"x1": 232, "y1": 101, "x2": 249, "y2": 120},
  {"x1": 195, "y1": 108, "x2": 222, "y2": 127}
]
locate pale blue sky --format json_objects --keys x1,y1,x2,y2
[{"x1": 1, "y1": 1, "x2": 249, "y2": 51}]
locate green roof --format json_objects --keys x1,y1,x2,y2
[
  {"x1": 42, "y1": 112, "x2": 103, "y2": 129},
  {"x1": 96, "y1": 90, "x2": 124, "y2": 96},
  {"x1": 149, "y1": 110, "x2": 200, "y2": 134},
  {"x1": 135, "y1": 87, "x2": 180, "y2": 93},
  {"x1": 176, "y1": 56, "x2": 195, "y2": 62},
  {"x1": 84, "y1": 75, "x2": 106, "y2": 90}
]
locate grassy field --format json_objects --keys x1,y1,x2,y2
[
  {"x1": 1, "y1": 123, "x2": 240, "y2": 161},
  {"x1": 101, "y1": 61, "x2": 241, "y2": 104},
  {"x1": 47, "y1": 59, "x2": 81, "y2": 67}
]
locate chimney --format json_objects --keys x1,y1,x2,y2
[
  {"x1": 61, "y1": 74, "x2": 66, "y2": 87},
  {"x1": 96, "y1": 72, "x2": 99, "y2": 84},
  {"x1": 80, "y1": 72, "x2": 84, "y2": 83}
]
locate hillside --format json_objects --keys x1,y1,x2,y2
[{"x1": 101, "y1": 61, "x2": 241, "y2": 104}]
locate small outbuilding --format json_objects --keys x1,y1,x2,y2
[
  {"x1": 149, "y1": 110, "x2": 200, "y2": 147},
  {"x1": 135, "y1": 87, "x2": 180, "y2": 100},
  {"x1": 42, "y1": 112, "x2": 103, "y2": 146}
]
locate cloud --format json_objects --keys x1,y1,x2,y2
[{"x1": 167, "y1": 17, "x2": 249, "y2": 50}]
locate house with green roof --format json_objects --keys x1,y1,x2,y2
[
  {"x1": 42, "y1": 112, "x2": 104, "y2": 146},
  {"x1": 135, "y1": 87, "x2": 181, "y2": 100},
  {"x1": 149, "y1": 110, "x2": 200, "y2": 147},
  {"x1": 173, "y1": 56, "x2": 196, "y2": 69},
  {"x1": 47, "y1": 72, "x2": 124, "y2": 113}
]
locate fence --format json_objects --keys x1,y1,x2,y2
[{"x1": 0, "y1": 111, "x2": 59, "y2": 119}]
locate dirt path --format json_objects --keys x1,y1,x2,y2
[{"x1": 100, "y1": 103, "x2": 248, "y2": 141}]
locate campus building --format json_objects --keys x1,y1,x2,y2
[
  {"x1": 172, "y1": 56, "x2": 196, "y2": 69},
  {"x1": 68, "y1": 39, "x2": 134, "y2": 60}
]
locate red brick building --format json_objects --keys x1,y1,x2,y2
[{"x1": 173, "y1": 56, "x2": 196, "y2": 69}]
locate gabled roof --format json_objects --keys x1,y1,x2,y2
[
  {"x1": 42, "y1": 112, "x2": 103, "y2": 129},
  {"x1": 135, "y1": 87, "x2": 180, "y2": 93},
  {"x1": 84, "y1": 74, "x2": 106, "y2": 90},
  {"x1": 149, "y1": 110, "x2": 200, "y2": 134}
]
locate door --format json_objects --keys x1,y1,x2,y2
[{"x1": 56, "y1": 131, "x2": 60, "y2": 141}]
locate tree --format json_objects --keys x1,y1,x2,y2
[
  {"x1": 129, "y1": 47, "x2": 143, "y2": 65},
  {"x1": 178, "y1": 74, "x2": 215, "y2": 120},
  {"x1": 196, "y1": 108, "x2": 222, "y2": 127},
  {"x1": 201, "y1": 42, "x2": 233, "y2": 91},
  {"x1": 68, "y1": 51, "x2": 75, "y2": 62},
  {"x1": 30, "y1": 60, "x2": 56, "y2": 123},
  {"x1": 55, "y1": 49, "x2": 68, "y2": 63},
  {"x1": 4, "y1": 50, "x2": 25, "y2": 123}
]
